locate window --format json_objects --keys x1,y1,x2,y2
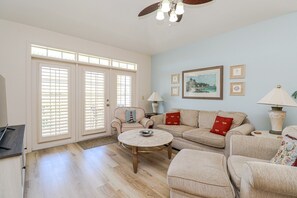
[
  {"x1": 78, "y1": 54, "x2": 110, "y2": 66},
  {"x1": 40, "y1": 65, "x2": 69, "y2": 138},
  {"x1": 32, "y1": 45, "x2": 76, "y2": 61},
  {"x1": 84, "y1": 71, "x2": 105, "y2": 131},
  {"x1": 117, "y1": 75, "x2": 132, "y2": 107},
  {"x1": 112, "y1": 60, "x2": 137, "y2": 70}
]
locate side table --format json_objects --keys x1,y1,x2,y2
[{"x1": 251, "y1": 130, "x2": 283, "y2": 140}]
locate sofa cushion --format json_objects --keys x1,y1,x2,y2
[
  {"x1": 168, "y1": 149, "x2": 235, "y2": 198},
  {"x1": 227, "y1": 155, "x2": 268, "y2": 189},
  {"x1": 199, "y1": 111, "x2": 218, "y2": 128},
  {"x1": 218, "y1": 111, "x2": 247, "y2": 129},
  {"x1": 210, "y1": 116, "x2": 233, "y2": 136},
  {"x1": 183, "y1": 128, "x2": 225, "y2": 148},
  {"x1": 165, "y1": 112, "x2": 180, "y2": 125},
  {"x1": 180, "y1": 109, "x2": 199, "y2": 127},
  {"x1": 157, "y1": 124, "x2": 195, "y2": 137},
  {"x1": 122, "y1": 123, "x2": 144, "y2": 132}
]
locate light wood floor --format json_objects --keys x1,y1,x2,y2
[{"x1": 25, "y1": 143, "x2": 177, "y2": 198}]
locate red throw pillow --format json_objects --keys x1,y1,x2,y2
[
  {"x1": 166, "y1": 112, "x2": 180, "y2": 125},
  {"x1": 210, "y1": 116, "x2": 233, "y2": 136}
]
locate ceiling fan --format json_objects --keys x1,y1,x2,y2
[{"x1": 138, "y1": 0, "x2": 213, "y2": 23}]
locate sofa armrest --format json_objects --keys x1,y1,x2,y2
[
  {"x1": 111, "y1": 118, "x2": 122, "y2": 135},
  {"x1": 229, "y1": 123, "x2": 255, "y2": 135},
  {"x1": 240, "y1": 162, "x2": 297, "y2": 197},
  {"x1": 140, "y1": 118, "x2": 153, "y2": 128},
  {"x1": 230, "y1": 135, "x2": 281, "y2": 160},
  {"x1": 224, "y1": 123, "x2": 255, "y2": 157},
  {"x1": 150, "y1": 114, "x2": 164, "y2": 128}
]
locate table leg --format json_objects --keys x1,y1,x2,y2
[
  {"x1": 168, "y1": 142, "x2": 172, "y2": 160},
  {"x1": 132, "y1": 146, "x2": 138, "y2": 173}
]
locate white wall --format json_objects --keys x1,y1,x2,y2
[
  {"x1": 152, "y1": 12, "x2": 297, "y2": 130},
  {"x1": 0, "y1": 19, "x2": 151, "y2": 149}
]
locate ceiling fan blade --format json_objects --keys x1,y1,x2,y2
[
  {"x1": 177, "y1": 14, "x2": 183, "y2": 22},
  {"x1": 138, "y1": 2, "x2": 160, "y2": 17},
  {"x1": 183, "y1": 0, "x2": 213, "y2": 5}
]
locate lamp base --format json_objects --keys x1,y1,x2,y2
[
  {"x1": 152, "y1": 101, "x2": 158, "y2": 113},
  {"x1": 268, "y1": 107, "x2": 286, "y2": 135},
  {"x1": 269, "y1": 130, "x2": 282, "y2": 135}
]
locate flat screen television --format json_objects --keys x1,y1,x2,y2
[{"x1": 0, "y1": 74, "x2": 8, "y2": 142}]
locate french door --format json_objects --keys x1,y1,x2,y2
[
  {"x1": 32, "y1": 59, "x2": 76, "y2": 149},
  {"x1": 109, "y1": 70, "x2": 136, "y2": 121},
  {"x1": 31, "y1": 59, "x2": 135, "y2": 150},
  {"x1": 78, "y1": 66, "x2": 110, "y2": 141}
]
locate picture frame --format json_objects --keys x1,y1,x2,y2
[
  {"x1": 171, "y1": 87, "x2": 179, "y2": 96},
  {"x1": 182, "y1": 66, "x2": 223, "y2": 100},
  {"x1": 171, "y1": 74, "x2": 180, "y2": 84},
  {"x1": 230, "y1": 82, "x2": 245, "y2": 96},
  {"x1": 230, "y1": 65, "x2": 245, "y2": 79}
]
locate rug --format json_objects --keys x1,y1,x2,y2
[{"x1": 78, "y1": 135, "x2": 118, "y2": 150}]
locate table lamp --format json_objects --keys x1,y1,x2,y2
[
  {"x1": 148, "y1": 92, "x2": 163, "y2": 113},
  {"x1": 257, "y1": 85, "x2": 297, "y2": 135}
]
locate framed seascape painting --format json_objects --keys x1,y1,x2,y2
[{"x1": 182, "y1": 66, "x2": 223, "y2": 100}]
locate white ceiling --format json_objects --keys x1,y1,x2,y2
[{"x1": 0, "y1": 0, "x2": 297, "y2": 55}]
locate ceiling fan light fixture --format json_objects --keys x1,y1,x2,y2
[
  {"x1": 161, "y1": 0, "x2": 171, "y2": 12},
  {"x1": 175, "y1": 2, "x2": 184, "y2": 15},
  {"x1": 169, "y1": 9, "x2": 178, "y2": 22},
  {"x1": 156, "y1": 9, "x2": 165, "y2": 20}
]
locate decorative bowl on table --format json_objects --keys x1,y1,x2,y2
[{"x1": 139, "y1": 130, "x2": 154, "y2": 137}]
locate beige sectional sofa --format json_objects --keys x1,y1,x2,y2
[
  {"x1": 167, "y1": 126, "x2": 297, "y2": 198},
  {"x1": 151, "y1": 109, "x2": 255, "y2": 157},
  {"x1": 228, "y1": 126, "x2": 297, "y2": 197}
]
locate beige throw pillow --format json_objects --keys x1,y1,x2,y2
[
  {"x1": 180, "y1": 109, "x2": 199, "y2": 127},
  {"x1": 198, "y1": 111, "x2": 218, "y2": 129}
]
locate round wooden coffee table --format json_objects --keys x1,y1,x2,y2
[{"x1": 118, "y1": 129, "x2": 173, "y2": 173}]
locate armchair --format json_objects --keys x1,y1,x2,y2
[
  {"x1": 111, "y1": 107, "x2": 153, "y2": 135},
  {"x1": 228, "y1": 126, "x2": 297, "y2": 198}
]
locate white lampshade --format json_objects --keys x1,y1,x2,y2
[
  {"x1": 175, "y1": 2, "x2": 184, "y2": 15},
  {"x1": 148, "y1": 92, "x2": 163, "y2": 102},
  {"x1": 156, "y1": 9, "x2": 165, "y2": 20},
  {"x1": 161, "y1": 0, "x2": 171, "y2": 12},
  {"x1": 257, "y1": 85, "x2": 297, "y2": 107},
  {"x1": 169, "y1": 10, "x2": 178, "y2": 22}
]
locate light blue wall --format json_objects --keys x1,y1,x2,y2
[{"x1": 151, "y1": 12, "x2": 297, "y2": 130}]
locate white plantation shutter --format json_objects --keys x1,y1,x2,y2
[
  {"x1": 40, "y1": 65, "x2": 69, "y2": 138},
  {"x1": 117, "y1": 75, "x2": 132, "y2": 107},
  {"x1": 84, "y1": 71, "x2": 105, "y2": 131}
]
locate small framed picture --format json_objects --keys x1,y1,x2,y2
[
  {"x1": 171, "y1": 87, "x2": 180, "y2": 96},
  {"x1": 230, "y1": 65, "x2": 245, "y2": 79},
  {"x1": 171, "y1": 74, "x2": 180, "y2": 84},
  {"x1": 230, "y1": 82, "x2": 245, "y2": 96}
]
